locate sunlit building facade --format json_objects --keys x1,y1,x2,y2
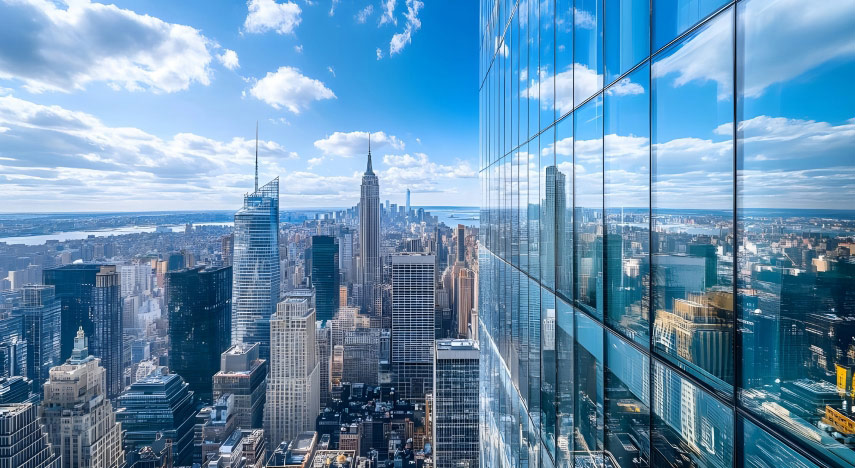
[
  {"x1": 478, "y1": 0, "x2": 855, "y2": 467},
  {"x1": 232, "y1": 178, "x2": 280, "y2": 361}
]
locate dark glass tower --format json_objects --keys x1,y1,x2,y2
[
  {"x1": 359, "y1": 142, "x2": 381, "y2": 314},
  {"x1": 15, "y1": 285, "x2": 61, "y2": 396},
  {"x1": 167, "y1": 266, "x2": 232, "y2": 403},
  {"x1": 310, "y1": 235, "x2": 339, "y2": 323},
  {"x1": 92, "y1": 266, "x2": 123, "y2": 400},
  {"x1": 43, "y1": 264, "x2": 101, "y2": 361}
]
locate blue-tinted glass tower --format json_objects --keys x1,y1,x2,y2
[
  {"x1": 15, "y1": 285, "x2": 60, "y2": 396},
  {"x1": 310, "y1": 235, "x2": 339, "y2": 323}
]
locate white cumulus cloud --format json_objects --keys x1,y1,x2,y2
[
  {"x1": 249, "y1": 66, "x2": 335, "y2": 113},
  {"x1": 314, "y1": 131, "x2": 404, "y2": 157},
  {"x1": 244, "y1": 0, "x2": 302, "y2": 35},
  {"x1": 217, "y1": 49, "x2": 240, "y2": 70}
]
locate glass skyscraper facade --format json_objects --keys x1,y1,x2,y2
[
  {"x1": 310, "y1": 235, "x2": 340, "y2": 323},
  {"x1": 232, "y1": 177, "x2": 280, "y2": 361},
  {"x1": 478, "y1": 0, "x2": 854, "y2": 467}
]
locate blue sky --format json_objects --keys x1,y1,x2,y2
[{"x1": 0, "y1": 0, "x2": 479, "y2": 212}]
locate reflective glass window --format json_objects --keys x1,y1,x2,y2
[
  {"x1": 604, "y1": 0, "x2": 649, "y2": 84},
  {"x1": 574, "y1": 94, "x2": 604, "y2": 320},
  {"x1": 556, "y1": 298, "x2": 575, "y2": 465},
  {"x1": 555, "y1": 0, "x2": 573, "y2": 117},
  {"x1": 741, "y1": 417, "x2": 819, "y2": 468},
  {"x1": 541, "y1": 125, "x2": 557, "y2": 289},
  {"x1": 736, "y1": 0, "x2": 855, "y2": 465},
  {"x1": 519, "y1": 0, "x2": 530, "y2": 142},
  {"x1": 573, "y1": 0, "x2": 603, "y2": 107},
  {"x1": 528, "y1": 0, "x2": 540, "y2": 138},
  {"x1": 528, "y1": 275, "x2": 542, "y2": 423},
  {"x1": 555, "y1": 115, "x2": 573, "y2": 302},
  {"x1": 652, "y1": 0, "x2": 727, "y2": 52},
  {"x1": 519, "y1": 146, "x2": 531, "y2": 274},
  {"x1": 651, "y1": 7, "x2": 734, "y2": 392},
  {"x1": 529, "y1": 136, "x2": 541, "y2": 279},
  {"x1": 575, "y1": 309, "x2": 604, "y2": 464},
  {"x1": 652, "y1": 360, "x2": 733, "y2": 467},
  {"x1": 605, "y1": 63, "x2": 650, "y2": 347},
  {"x1": 540, "y1": 0, "x2": 555, "y2": 129},
  {"x1": 605, "y1": 332, "x2": 651, "y2": 467},
  {"x1": 542, "y1": 289, "x2": 557, "y2": 458}
]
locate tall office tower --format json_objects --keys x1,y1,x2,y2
[
  {"x1": 338, "y1": 228, "x2": 354, "y2": 285},
  {"x1": 265, "y1": 296, "x2": 319, "y2": 448},
  {"x1": 16, "y1": 285, "x2": 61, "y2": 394},
  {"x1": 359, "y1": 144, "x2": 381, "y2": 315},
  {"x1": 92, "y1": 266, "x2": 123, "y2": 399},
  {"x1": 116, "y1": 369, "x2": 197, "y2": 466},
  {"x1": 405, "y1": 188, "x2": 411, "y2": 220},
  {"x1": 390, "y1": 254, "x2": 435, "y2": 400},
  {"x1": 222, "y1": 234, "x2": 234, "y2": 267},
  {"x1": 0, "y1": 403, "x2": 61, "y2": 468},
  {"x1": 213, "y1": 343, "x2": 267, "y2": 429},
  {"x1": 232, "y1": 177, "x2": 280, "y2": 361},
  {"x1": 315, "y1": 323, "x2": 332, "y2": 408},
  {"x1": 455, "y1": 224, "x2": 465, "y2": 266},
  {"x1": 455, "y1": 268, "x2": 475, "y2": 338},
  {"x1": 310, "y1": 236, "x2": 339, "y2": 323},
  {"x1": 0, "y1": 376, "x2": 30, "y2": 404},
  {"x1": 43, "y1": 264, "x2": 100, "y2": 361},
  {"x1": 167, "y1": 266, "x2": 232, "y2": 402},
  {"x1": 476, "y1": 0, "x2": 855, "y2": 466},
  {"x1": 433, "y1": 339, "x2": 479, "y2": 468},
  {"x1": 0, "y1": 311, "x2": 26, "y2": 379},
  {"x1": 41, "y1": 328, "x2": 125, "y2": 468}
]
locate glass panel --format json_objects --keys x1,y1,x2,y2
[
  {"x1": 736, "y1": 0, "x2": 855, "y2": 465},
  {"x1": 575, "y1": 309, "x2": 604, "y2": 464},
  {"x1": 541, "y1": 126, "x2": 557, "y2": 289},
  {"x1": 652, "y1": 0, "x2": 727, "y2": 52},
  {"x1": 529, "y1": 136, "x2": 541, "y2": 280},
  {"x1": 556, "y1": 298, "x2": 575, "y2": 466},
  {"x1": 605, "y1": 63, "x2": 651, "y2": 347},
  {"x1": 651, "y1": 8, "x2": 734, "y2": 392},
  {"x1": 742, "y1": 417, "x2": 820, "y2": 468},
  {"x1": 540, "y1": 0, "x2": 556, "y2": 129},
  {"x1": 606, "y1": 332, "x2": 651, "y2": 467},
  {"x1": 528, "y1": 0, "x2": 540, "y2": 138},
  {"x1": 542, "y1": 289, "x2": 557, "y2": 458},
  {"x1": 519, "y1": 0, "x2": 530, "y2": 142},
  {"x1": 574, "y1": 95, "x2": 604, "y2": 320},
  {"x1": 519, "y1": 147, "x2": 531, "y2": 274},
  {"x1": 573, "y1": 0, "x2": 603, "y2": 107},
  {"x1": 651, "y1": 360, "x2": 733, "y2": 467},
  {"x1": 529, "y1": 275, "x2": 542, "y2": 427},
  {"x1": 555, "y1": 115, "x2": 573, "y2": 302},
  {"x1": 605, "y1": 0, "x2": 649, "y2": 84},
  {"x1": 555, "y1": 0, "x2": 573, "y2": 116}
]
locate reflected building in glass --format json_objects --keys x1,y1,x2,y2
[{"x1": 479, "y1": 0, "x2": 854, "y2": 466}]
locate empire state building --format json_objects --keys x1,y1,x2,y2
[{"x1": 359, "y1": 138, "x2": 381, "y2": 313}]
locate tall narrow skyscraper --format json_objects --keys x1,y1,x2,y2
[
  {"x1": 92, "y1": 266, "x2": 123, "y2": 399},
  {"x1": 390, "y1": 254, "x2": 435, "y2": 400},
  {"x1": 405, "y1": 187, "x2": 411, "y2": 220},
  {"x1": 15, "y1": 285, "x2": 61, "y2": 394},
  {"x1": 232, "y1": 170, "x2": 280, "y2": 360},
  {"x1": 359, "y1": 139, "x2": 381, "y2": 314},
  {"x1": 310, "y1": 235, "x2": 339, "y2": 323}
]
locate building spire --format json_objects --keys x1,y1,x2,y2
[
  {"x1": 366, "y1": 132, "x2": 374, "y2": 175},
  {"x1": 255, "y1": 121, "x2": 259, "y2": 192}
]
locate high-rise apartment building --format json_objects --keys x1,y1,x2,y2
[
  {"x1": 213, "y1": 343, "x2": 267, "y2": 430},
  {"x1": 41, "y1": 328, "x2": 124, "y2": 468},
  {"x1": 232, "y1": 178, "x2": 280, "y2": 361},
  {"x1": 265, "y1": 296, "x2": 319, "y2": 448},
  {"x1": 115, "y1": 369, "x2": 197, "y2": 466},
  {"x1": 15, "y1": 285, "x2": 61, "y2": 394},
  {"x1": 167, "y1": 266, "x2": 232, "y2": 402},
  {"x1": 310, "y1": 236, "x2": 339, "y2": 323},
  {"x1": 478, "y1": 0, "x2": 855, "y2": 466},
  {"x1": 433, "y1": 339, "x2": 479, "y2": 468},
  {"x1": 43, "y1": 264, "x2": 100, "y2": 362},
  {"x1": 0, "y1": 403, "x2": 61, "y2": 468},
  {"x1": 359, "y1": 146, "x2": 381, "y2": 315},
  {"x1": 390, "y1": 254, "x2": 435, "y2": 400},
  {"x1": 92, "y1": 266, "x2": 123, "y2": 399}
]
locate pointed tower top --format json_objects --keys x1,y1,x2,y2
[
  {"x1": 365, "y1": 132, "x2": 374, "y2": 175},
  {"x1": 255, "y1": 121, "x2": 259, "y2": 193}
]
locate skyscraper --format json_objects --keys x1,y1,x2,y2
[
  {"x1": 310, "y1": 235, "x2": 339, "y2": 323},
  {"x1": 41, "y1": 328, "x2": 125, "y2": 468},
  {"x1": 43, "y1": 264, "x2": 101, "y2": 361},
  {"x1": 213, "y1": 343, "x2": 267, "y2": 430},
  {"x1": 167, "y1": 266, "x2": 232, "y2": 402},
  {"x1": 405, "y1": 188, "x2": 411, "y2": 221},
  {"x1": 115, "y1": 369, "x2": 197, "y2": 466},
  {"x1": 315, "y1": 323, "x2": 332, "y2": 408},
  {"x1": 232, "y1": 176, "x2": 280, "y2": 361},
  {"x1": 15, "y1": 285, "x2": 61, "y2": 394},
  {"x1": 359, "y1": 141, "x2": 380, "y2": 315},
  {"x1": 265, "y1": 295, "x2": 319, "y2": 448},
  {"x1": 92, "y1": 266, "x2": 123, "y2": 399},
  {"x1": 433, "y1": 339, "x2": 479, "y2": 468},
  {"x1": 0, "y1": 311, "x2": 26, "y2": 380},
  {"x1": 390, "y1": 254, "x2": 435, "y2": 400},
  {"x1": 0, "y1": 403, "x2": 61, "y2": 468}
]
